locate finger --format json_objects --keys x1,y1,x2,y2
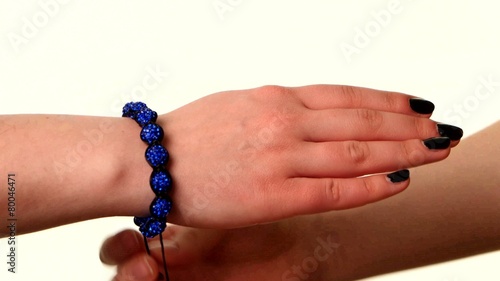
[
  {"x1": 148, "y1": 226, "x2": 221, "y2": 266},
  {"x1": 292, "y1": 85, "x2": 435, "y2": 116},
  {"x1": 288, "y1": 138, "x2": 451, "y2": 178},
  {"x1": 113, "y1": 254, "x2": 159, "y2": 281},
  {"x1": 279, "y1": 171, "x2": 411, "y2": 214},
  {"x1": 437, "y1": 123, "x2": 464, "y2": 146},
  {"x1": 299, "y1": 108, "x2": 447, "y2": 142},
  {"x1": 100, "y1": 229, "x2": 144, "y2": 265}
]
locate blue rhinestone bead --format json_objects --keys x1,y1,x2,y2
[
  {"x1": 141, "y1": 123, "x2": 164, "y2": 145},
  {"x1": 140, "y1": 217, "x2": 166, "y2": 238},
  {"x1": 133, "y1": 216, "x2": 149, "y2": 227},
  {"x1": 131, "y1": 102, "x2": 147, "y2": 112},
  {"x1": 136, "y1": 108, "x2": 158, "y2": 127},
  {"x1": 145, "y1": 144, "x2": 169, "y2": 167},
  {"x1": 150, "y1": 196, "x2": 173, "y2": 218},
  {"x1": 122, "y1": 102, "x2": 137, "y2": 118},
  {"x1": 150, "y1": 169, "x2": 172, "y2": 195}
]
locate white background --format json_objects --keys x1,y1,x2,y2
[{"x1": 0, "y1": 0, "x2": 499, "y2": 280}]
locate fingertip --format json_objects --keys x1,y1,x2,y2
[
  {"x1": 409, "y1": 98, "x2": 435, "y2": 115},
  {"x1": 423, "y1": 137, "x2": 451, "y2": 150},
  {"x1": 416, "y1": 137, "x2": 452, "y2": 164},
  {"x1": 116, "y1": 254, "x2": 159, "y2": 281},
  {"x1": 362, "y1": 173, "x2": 411, "y2": 204},
  {"x1": 386, "y1": 169, "x2": 410, "y2": 183},
  {"x1": 450, "y1": 139, "x2": 461, "y2": 148},
  {"x1": 437, "y1": 123, "x2": 464, "y2": 141},
  {"x1": 100, "y1": 229, "x2": 143, "y2": 265},
  {"x1": 365, "y1": 172, "x2": 411, "y2": 202},
  {"x1": 386, "y1": 170, "x2": 411, "y2": 194}
]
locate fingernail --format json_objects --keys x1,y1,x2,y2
[
  {"x1": 129, "y1": 256, "x2": 154, "y2": 280},
  {"x1": 409, "y1": 98, "x2": 435, "y2": 114},
  {"x1": 99, "y1": 243, "x2": 109, "y2": 263},
  {"x1": 387, "y1": 169, "x2": 410, "y2": 183},
  {"x1": 150, "y1": 240, "x2": 179, "y2": 252},
  {"x1": 158, "y1": 273, "x2": 165, "y2": 280},
  {"x1": 437, "y1": 124, "x2": 463, "y2": 141},
  {"x1": 121, "y1": 230, "x2": 141, "y2": 250},
  {"x1": 423, "y1": 137, "x2": 451, "y2": 150}
]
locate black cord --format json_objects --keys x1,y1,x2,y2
[
  {"x1": 144, "y1": 235, "x2": 151, "y2": 255},
  {"x1": 142, "y1": 233, "x2": 170, "y2": 281},
  {"x1": 160, "y1": 232, "x2": 170, "y2": 281}
]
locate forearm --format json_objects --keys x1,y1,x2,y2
[
  {"x1": 0, "y1": 114, "x2": 153, "y2": 236},
  {"x1": 312, "y1": 121, "x2": 500, "y2": 280}
]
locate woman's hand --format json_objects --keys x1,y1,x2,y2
[
  {"x1": 100, "y1": 219, "x2": 336, "y2": 281},
  {"x1": 137, "y1": 85, "x2": 462, "y2": 228}
]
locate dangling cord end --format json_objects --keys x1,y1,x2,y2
[
  {"x1": 142, "y1": 234, "x2": 170, "y2": 281},
  {"x1": 143, "y1": 235, "x2": 151, "y2": 255},
  {"x1": 159, "y1": 232, "x2": 170, "y2": 281}
]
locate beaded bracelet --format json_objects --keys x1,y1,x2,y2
[{"x1": 122, "y1": 101, "x2": 172, "y2": 281}]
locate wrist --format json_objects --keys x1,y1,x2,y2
[{"x1": 103, "y1": 117, "x2": 155, "y2": 219}]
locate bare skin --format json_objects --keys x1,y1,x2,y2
[
  {"x1": 100, "y1": 122, "x2": 499, "y2": 281},
  {"x1": 0, "y1": 85, "x2": 458, "y2": 236}
]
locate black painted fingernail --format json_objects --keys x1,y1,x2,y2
[
  {"x1": 410, "y1": 98, "x2": 435, "y2": 114},
  {"x1": 423, "y1": 137, "x2": 451, "y2": 150},
  {"x1": 437, "y1": 124, "x2": 463, "y2": 141},
  {"x1": 387, "y1": 169, "x2": 410, "y2": 183},
  {"x1": 158, "y1": 273, "x2": 165, "y2": 280}
]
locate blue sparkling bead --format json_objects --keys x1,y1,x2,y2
[
  {"x1": 136, "y1": 108, "x2": 158, "y2": 127},
  {"x1": 141, "y1": 123, "x2": 164, "y2": 145},
  {"x1": 140, "y1": 217, "x2": 166, "y2": 238},
  {"x1": 150, "y1": 196, "x2": 173, "y2": 218},
  {"x1": 133, "y1": 216, "x2": 149, "y2": 227},
  {"x1": 150, "y1": 169, "x2": 172, "y2": 195},
  {"x1": 122, "y1": 102, "x2": 137, "y2": 118},
  {"x1": 145, "y1": 144, "x2": 169, "y2": 167},
  {"x1": 131, "y1": 102, "x2": 147, "y2": 112}
]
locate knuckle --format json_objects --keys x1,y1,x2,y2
[
  {"x1": 360, "y1": 179, "x2": 376, "y2": 197},
  {"x1": 413, "y1": 117, "x2": 429, "y2": 138},
  {"x1": 383, "y1": 93, "x2": 399, "y2": 110},
  {"x1": 339, "y1": 85, "x2": 363, "y2": 107},
  {"x1": 345, "y1": 141, "x2": 369, "y2": 164},
  {"x1": 256, "y1": 85, "x2": 289, "y2": 97},
  {"x1": 325, "y1": 179, "x2": 342, "y2": 205},
  {"x1": 357, "y1": 109, "x2": 383, "y2": 131},
  {"x1": 400, "y1": 140, "x2": 417, "y2": 166},
  {"x1": 274, "y1": 107, "x2": 300, "y2": 130}
]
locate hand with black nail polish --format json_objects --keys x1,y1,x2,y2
[{"x1": 144, "y1": 84, "x2": 462, "y2": 229}]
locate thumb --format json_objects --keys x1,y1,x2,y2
[{"x1": 148, "y1": 225, "x2": 223, "y2": 266}]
